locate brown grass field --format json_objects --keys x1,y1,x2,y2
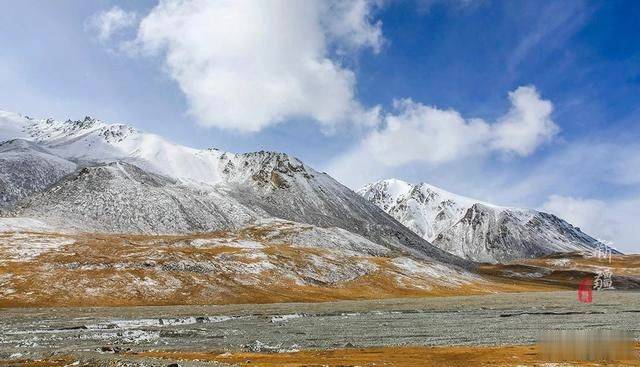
[
  {"x1": 0, "y1": 230, "x2": 586, "y2": 308},
  {"x1": 2, "y1": 343, "x2": 639, "y2": 367},
  {"x1": 1, "y1": 229, "x2": 638, "y2": 308},
  {"x1": 136, "y1": 343, "x2": 640, "y2": 367}
]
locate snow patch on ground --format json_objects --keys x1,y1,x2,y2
[
  {"x1": 250, "y1": 218, "x2": 390, "y2": 256},
  {"x1": 244, "y1": 340, "x2": 301, "y2": 353},
  {"x1": 0, "y1": 274, "x2": 15, "y2": 296},
  {"x1": 238, "y1": 260, "x2": 276, "y2": 275},
  {"x1": 0, "y1": 232, "x2": 74, "y2": 262},
  {"x1": 87, "y1": 315, "x2": 236, "y2": 330},
  {"x1": 503, "y1": 269, "x2": 552, "y2": 278},
  {"x1": 547, "y1": 258, "x2": 571, "y2": 267},
  {"x1": 270, "y1": 314, "x2": 304, "y2": 323},
  {"x1": 82, "y1": 329, "x2": 160, "y2": 344},
  {"x1": 190, "y1": 238, "x2": 264, "y2": 249},
  {"x1": 392, "y1": 257, "x2": 481, "y2": 287},
  {"x1": 0, "y1": 218, "x2": 54, "y2": 232}
]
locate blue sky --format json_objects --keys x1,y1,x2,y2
[{"x1": 1, "y1": 0, "x2": 638, "y2": 252}]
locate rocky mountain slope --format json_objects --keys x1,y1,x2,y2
[
  {"x1": 0, "y1": 111, "x2": 469, "y2": 268},
  {"x1": 359, "y1": 179, "x2": 609, "y2": 263},
  {"x1": 9, "y1": 161, "x2": 263, "y2": 233},
  {"x1": 0, "y1": 139, "x2": 76, "y2": 207}
]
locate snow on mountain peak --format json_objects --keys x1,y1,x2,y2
[
  {"x1": 0, "y1": 110, "x2": 322, "y2": 190},
  {"x1": 360, "y1": 179, "x2": 503, "y2": 210},
  {"x1": 359, "y1": 179, "x2": 480, "y2": 241},
  {"x1": 0, "y1": 110, "x2": 234, "y2": 185},
  {"x1": 358, "y1": 179, "x2": 411, "y2": 210},
  {"x1": 359, "y1": 178, "x2": 607, "y2": 262}
]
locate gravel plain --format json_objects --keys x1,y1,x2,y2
[{"x1": 1, "y1": 291, "x2": 639, "y2": 366}]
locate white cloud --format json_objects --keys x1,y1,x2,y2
[
  {"x1": 324, "y1": 0, "x2": 384, "y2": 54},
  {"x1": 370, "y1": 99, "x2": 492, "y2": 166},
  {"x1": 130, "y1": 0, "x2": 382, "y2": 132},
  {"x1": 542, "y1": 195, "x2": 640, "y2": 254},
  {"x1": 491, "y1": 86, "x2": 558, "y2": 155},
  {"x1": 87, "y1": 6, "x2": 137, "y2": 42},
  {"x1": 328, "y1": 85, "x2": 558, "y2": 187}
]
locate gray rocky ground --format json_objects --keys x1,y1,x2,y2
[{"x1": 1, "y1": 291, "x2": 638, "y2": 366}]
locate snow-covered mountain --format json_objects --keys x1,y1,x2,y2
[
  {"x1": 0, "y1": 139, "x2": 76, "y2": 207},
  {"x1": 9, "y1": 161, "x2": 264, "y2": 233},
  {"x1": 359, "y1": 179, "x2": 609, "y2": 263},
  {"x1": 0, "y1": 111, "x2": 470, "y2": 268},
  {"x1": 0, "y1": 111, "x2": 227, "y2": 185}
]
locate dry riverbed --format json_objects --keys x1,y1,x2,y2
[{"x1": 1, "y1": 291, "x2": 639, "y2": 366}]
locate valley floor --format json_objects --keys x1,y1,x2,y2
[
  {"x1": 4, "y1": 228, "x2": 639, "y2": 309},
  {"x1": 1, "y1": 291, "x2": 639, "y2": 366},
  {"x1": 0, "y1": 228, "x2": 571, "y2": 308},
  {"x1": 1, "y1": 228, "x2": 639, "y2": 365}
]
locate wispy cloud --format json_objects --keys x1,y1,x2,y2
[
  {"x1": 415, "y1": 0, "x2": 486, "y2": 14},
  {"x1": 86, "y1": 6, "x2": 137, "y2": 43},
  {"x1": 507, "y1": 1, "x2": 591, "y2": 74}
]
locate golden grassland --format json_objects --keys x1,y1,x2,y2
[
  {"x1": 0, "y1": 229, "x2": 637, "y2": 308},
  {"x1": 0, "y1": 230, "x2": 573, "y2": 308},
  {"x1": 513, "y1": 252, "x2": 640, "y2": 276},
  {"x1": 7, "y1": 343, "x2": 637, "y2": 367},
  {"x1": 134, "y1": 343, "x2": 640, "y2": 367}
]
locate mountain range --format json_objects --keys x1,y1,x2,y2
[
  {"x1": 358, "y1": 179, "x2": 610, "y2": 263},
  {"x1": 0, "y1": 111, "x2": 468, "y2": 269},
  {"x1": 0, "y1": 110, "x2": 609, "y2": 268}
]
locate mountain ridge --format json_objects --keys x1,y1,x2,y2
[
  {"x1": 0, "y1": 110, "x2": 472, "y2": 269},
  {"x1": 359, "y1": 178, "x2": 612, "y2": 263}
]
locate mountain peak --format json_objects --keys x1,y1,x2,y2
[
  {"x1": 357, "y1": 179, "x2": 412, "y2": 211},
  {"x1": 360, "y1": 178, "x2": 607, "y2": 262},
  {"x1": 359, "y1": 179, "x2": 496, "y2": 214},
  {"x1": 0, "y1": 111, "x2": 324, "y2": 189},
  {"x1": 219, "y1": 150, "x2": 316, "y2": 190}
]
